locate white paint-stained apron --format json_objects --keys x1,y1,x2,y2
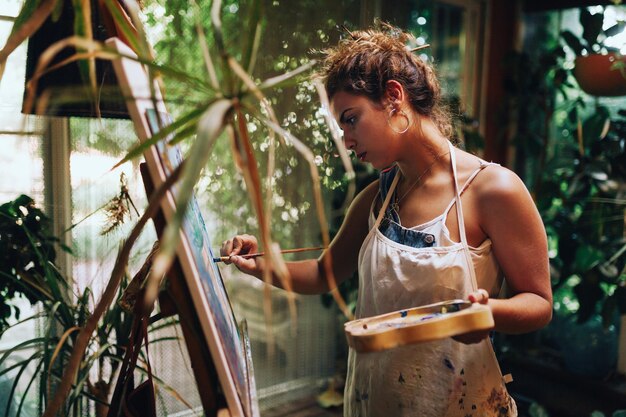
[{"x1": 344, "y1": 142, "x2": 517, "y2": 417}]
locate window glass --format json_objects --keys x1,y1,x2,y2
[
  {"x1": 68, "y1": 118, "x2": 156, "y2": 294},
  {"x1": 0, "y1": 9, "x2": 45, "y2": 355},
  {"x1": 0, "y1": 0, "x2": 23, "y2": 18},
  {"x1": 0, "y1": 7, "x2": 46, "y2": 413},
  {"x1": 0, "y1": 18, "x2": 45, "y2": 203}
]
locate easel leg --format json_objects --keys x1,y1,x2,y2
[{"x1": 140, "y1": 162, "x2": 225, "y2": 416}]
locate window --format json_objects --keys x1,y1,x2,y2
[{"x1": 432, "y1": 0, "x2": 486, "y2": 118}]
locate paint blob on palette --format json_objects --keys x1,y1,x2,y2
[
  {"x1": 345, "y1": 300, "x2": 494, "y2": 353},
  {"x1": 368, "y1": 312, "x2": 443, "y2": 329}
]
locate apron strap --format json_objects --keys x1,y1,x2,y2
[
  {"x1": 448, "y1": 141, "x2": 479, "y2": 292},
  {"x1": 441, "y1": 160, "x2": 493, "y2": 217},
  {"x1": 372, "y1": 170, "x2": 401, "y2": 231}
]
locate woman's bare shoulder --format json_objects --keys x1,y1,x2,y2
[
  {"x1": 471, "y1": 163, "x2": 541, "y2": 232},
  {"x1": 474, "y1": 163, "x2": 530, "y2": 200}
]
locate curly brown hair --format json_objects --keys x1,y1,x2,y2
[{"x1": 317, "y1": 24, "x2": 453, "y2": 138}]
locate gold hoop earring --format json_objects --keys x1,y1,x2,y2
[{"x1": 388, "y1": 108, "x2": 410, "y2": 134}]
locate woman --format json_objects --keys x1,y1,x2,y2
[{"x1": 220, "y1": 25, "x2": 552, "y2": 417}]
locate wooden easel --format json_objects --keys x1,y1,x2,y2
[
  {"x1": 107, "y1": 36, "x2": 254, "y2": 416},
  {"x1": 140, "y1": 162, "x2": 230, "y2": 416}
]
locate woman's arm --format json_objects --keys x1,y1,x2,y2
[
  {"x1": 476, "y1": 166, "x2": 553, "y2": 334},
  {"x1": 221, "y1": 180, "x2": 379, "y2": 295}
]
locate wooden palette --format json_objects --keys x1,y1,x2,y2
[{"x1": 345, "y1": 300, "x2": 494, "y2": 353}]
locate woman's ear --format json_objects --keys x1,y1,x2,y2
[{"x1": 384, "y1": 80, "x2": 405, "y2": 107}]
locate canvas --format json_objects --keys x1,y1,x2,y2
[{"x1": 107, "y1": 37, "x2": 258, "y2": 417}]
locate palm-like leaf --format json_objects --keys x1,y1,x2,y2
[{"x1": 146, "y1": 98, "x2": 233, "y2": 308}]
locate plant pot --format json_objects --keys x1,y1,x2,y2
[
  {"x1": 573, "y1": 53, "x2": 626, "y2": 97},
  {"x1": 23, "y1": 0, "x2": 133, "y2": 118}
]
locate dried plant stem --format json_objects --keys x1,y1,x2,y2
[
  {"x1": 42, "y1": 163, "x2": 183, "y2": 417},
  {"x1": 232, "y1": 107, "x2": 296, "y2": 349},
  {"x1": 191, "y1": 0, "x2": 219, "y2": 90},
  {"x1": 313, "y1": 79, "x2": 355, "y2": 216},
  {"x1": 258, "y1": 115, "x2": 353, "y2": 320}
]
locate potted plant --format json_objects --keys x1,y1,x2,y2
[
  {"x1": 0, "y1": 194, "x2": 185, "y2": 417},
  {"x1": 0, "y1": 194, "x2": 125, "y2": 416},
  {"x1": 561, "y1": 7, "x2": 626, "y2": 97}
]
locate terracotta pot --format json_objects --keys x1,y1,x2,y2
[{"x1": 573, "y1": 53, "x2": 626, "y2": 97}]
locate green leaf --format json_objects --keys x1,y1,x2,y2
[
  {"x1": 167, "y1": 123, "x2": 202, "y2": 147},
  {"x1": 3, "y1": 351, "x2": 43, "y2": 417},
  {"x1": 11, "y1": 0, "x2": 42, "y2": 33},
  {"x1": 240, "y1": 0, "x2": 264, "y2": 74},
  {"x1": 15, "y1": 357, "x2": 44, "y2": 417},
  {"x1": 580, "y1": 8, "x2": 603, "y2": 50},
  {"x1": 103, "y1": 0, "x2": 144, "y2": 55},
  {"x1": 605, "y1": 21, "x2": 626, "y2": 38},
  {"x1": 573, "y1": 244, "x2": 604, "y2": 272},
  {"x1": 561, "y1": 30, "x2": 584, "y2": 55},
  {"x1": 258, "y1": 60, "x2": 318, "y2": 91},
  {"x1": 103, "y1": 44, "x2": 213, "y2": 92},
  {"x1": 111, "y1": 105, "x2": 206, "y2": 169},
  {"x1": 0, "y1": 337, "x2": 47, "y2": 366},
  {"x1": 582, "y1": 107, "x2": 610, "y2": 146},
  {"x1": 0, "y1": 351, "x2": 43, "y2": 378},
  {"x1": 149, "y1": 98, "x2": 233, "y2": 302},
  {"x1": 51, "y1": 0, "x2": 63, "y2": 22}
]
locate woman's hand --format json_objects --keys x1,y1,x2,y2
[
  {"x1": 219, "y1": 234, "x2": 263, "y2": 278},
  {"x1": 453, "y1": 289, "x2": 492, "y2": 345},
  {"x1": 467, "y1": 288, "x2": 490, "y2": 304}
]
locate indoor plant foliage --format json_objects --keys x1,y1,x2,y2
[
  {"x1": 539, "y1": 103, "x2": 626, "y2": 326},
  {"x1": 104, "y1": 0, "x2": 356, "y2": 321},
  {"x1": 0, "y1": 194, "x2": 68, "y2": 334},
  {"x1": 542, "y1": 7, "x2": 626, "y2": 327},
  {"x1": 0, "y1": 195, "x2": 182, "y2": 417},
  {"x1": 540, "y1": 104, "x2": 626, "y2": 376},
  {"x1": 146, "y1": 0, "x2": 360, "y2": 249},
  {"x1": 510, "y1": 5, "x2": 626, "y2": 327},
  {"x1": 500, "y1": 7, "x2": 626, "y2": 378},
  {"x1": 0, "y1": 195, "x2": 126, "y2": 416}
]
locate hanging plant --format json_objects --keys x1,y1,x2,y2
[{"x1": 562, "y1": 7, "x2": 626, "y2": 97}]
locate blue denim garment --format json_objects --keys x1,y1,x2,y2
[{"x1": 378, "y1": 166, "x2": 436, "y2": 248}]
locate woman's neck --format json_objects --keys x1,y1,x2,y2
[{"x1": 396, "y1": 118, "x2": 450, "y2": 182}]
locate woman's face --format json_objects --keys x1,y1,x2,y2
[{"x1": 330, "y1": 91, "x2": 399, "y2": 170}]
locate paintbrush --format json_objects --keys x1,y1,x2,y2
[{"x1": 213, "y1": 246, "x2": 325, "y2": 263}]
